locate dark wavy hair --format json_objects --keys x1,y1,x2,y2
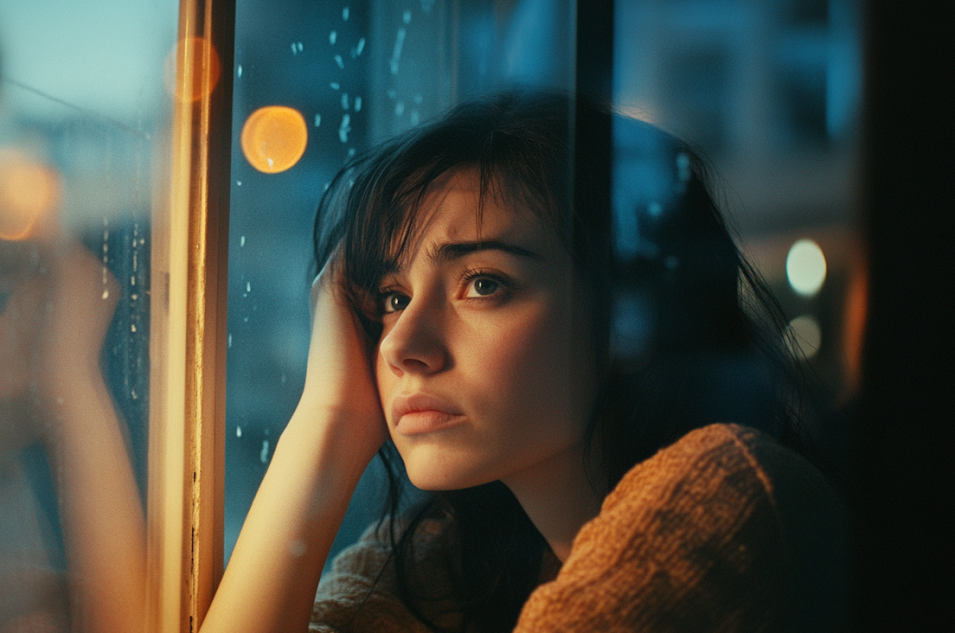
[{"x1": 312, "y1": 90, "x2": 810, "y2": 632}]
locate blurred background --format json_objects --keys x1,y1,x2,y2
[
  {"x1": 0, "y1": 0, "x2": 176, "y2": 627},
  {"x1": 225, "y1": 0, "x2": 862, "y2": 569}
]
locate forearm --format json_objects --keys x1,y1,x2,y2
[
  {"x1": 44, "y1": 370, "x2": 146, "y2": 633},
  {"x1": 199, "y1": 401, "x2": 373, "y2": 633}
]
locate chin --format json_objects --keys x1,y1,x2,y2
[
  {"x1": 403, "y1": 456, "x2": 493, "y2": 492},
  {"x1": 406, "y1": 468, "x2": 470, "y2": 492}
]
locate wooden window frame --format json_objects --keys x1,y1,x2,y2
[{"x1": 147, "y1": 1, "x2": 235, "y2": 631}]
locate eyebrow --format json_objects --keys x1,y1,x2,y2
[{"x1": 427, "y1": 240, "x2": 544, "y2": 265}]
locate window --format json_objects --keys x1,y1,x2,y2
[
  {"x1": 0, "y1": 1, "x2": 863, "y2": 630},
  {"x1": 227, "y1": 0, "x2": 862, "y2": 584}
]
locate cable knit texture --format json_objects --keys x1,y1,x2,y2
[{"x1": 310, "y1": 424, "x2": 847, "y2": 633}]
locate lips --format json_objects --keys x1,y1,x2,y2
[{"x1": 392, "y1": 393, "x2": 464, "y2": 435}]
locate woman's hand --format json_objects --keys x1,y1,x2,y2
[
  {"x1": 0, "y1": 240, "x2": 119, "y2": 454},
  {"x1": 297, "y1": 257, "x2": 388, "y2": 468},
  {"x1": 38, "y1": 242, "x2": 120, "y2": 384}
]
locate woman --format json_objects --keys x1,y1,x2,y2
[{"x1": 202, "y1": 91, "x2": 847, "y2": 633}]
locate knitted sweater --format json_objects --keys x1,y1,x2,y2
[{"x1": 310, "y1": 424, "x2": 848, "y2": 632}]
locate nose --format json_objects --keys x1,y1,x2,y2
[{"x1": 378, "y1": 298, "x2": 448, "y2": 377}]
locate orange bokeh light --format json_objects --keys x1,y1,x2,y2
[
  {"x1": 165, "y1": 37, "x2": 222, "y2": 103},
  {"x1": 0, "y1": 150, "x2": 61, "y2": 241},
  {"x1": 240, "y1": 106, "x2": 308, "y2": 174}
]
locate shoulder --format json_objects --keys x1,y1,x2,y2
[
  {"x1": 516, "y1": 424, "x2": 849, "y2": 633},
  {"x1": 606, "y1": 422, "x2": 841, "y2": 520}
]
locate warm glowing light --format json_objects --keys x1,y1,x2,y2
[
  {"x1": 0, "y1": 150, "x2": 61, "y2": 241},
  {"x1": 785, "y1": 315, "x2": 822, "y2": 361},
  {"x1": 786, "y1": 239, "x2": 827, "y2": 297},
  {"x1": 165, "y1": 37, "x2": 222, "y2": 103},
  {"x1": 240, "y1": 106, "x2": 308, "y2": 174}
]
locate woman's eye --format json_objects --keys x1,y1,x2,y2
[
  {"x1": 466, "y1": 277, "x2": 499, "y2": 298},
  {"x1": 382, "y1": 292, "x2": 410, "y2": 314}
]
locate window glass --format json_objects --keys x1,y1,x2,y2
[
  {"x1": 0, "y1": 0, "x2": 177, "y2": 630},
  {"x1": 227, "y1": 0, "x2": 574, "y2": 568},
  {"x1": 227, "y1": 0, "x2": 861, "y2": 571}
]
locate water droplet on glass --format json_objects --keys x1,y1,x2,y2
[
  {"x1": 314, "y1": 113, "x2": 322, "y2": 127},
  {"x1": 341, "y1": 93, "x2": 349, "y2": 109},
  {"x1": 390, "y1": 28, "x2": 406, "y2": 74},
  {"x1": 267, "y1": 157, "x2": 274, "y2": 168},
  {"x1": 387, "y1": 88, "x2": 397, "y2": 100},
  {"x1": 354, "y1": 96, "x2": 362, "y2": 112},
  {"x1": 395, "y1": 101, "x2": 405, "y2": 117},
  {"x1": 246, "y1": 281, "x2": 251, "y2": 292},
  {"x1": 132, "y1": 294, "x2": 138, "y2": 301},
  {"x1": 131, "y1": 389, "x2": 138, "y2": 400},
  {"x1": 347, "y1": 147, "x2": 356, "y2": 157},
  {"x1": 236, "y1": 426, "x2": 242, "y2": 437},
  {"x1": 260, "y1": 439, "x2": 270, "y2": 463},
  {"x1": 330, "y1": 82, "x2": 340, "y2": 90},
  {"x1": 131, "y1": 276, "x2": 136, "y2": 286},
  {"x1": 335, "y1": 54, "x2": 344, "y2": 69},
  {"x1": 342, "y1": 7, "x2": 350, "y2": 21},
  {"x1": 102, "y1": 289, "x2": 110, "y2": 300},
  {"x1": 329, "y1": 30, "x2": 337, "y2": 45},
  {"x1": 356, "y1": 38, "x2": 365, "y2": 56},
  {"x1": 237, "y1": 64, "x2": 243, "y2": 77},
  {"x1": 649, "y1": 201, "x2": 662, "y2": 217},
  {"x1": 403, "y1": 9, "x2": 412, "y2": 23},
  {"x1": 291, "y1": 42, "x2": 297, "y2": 54},
  {"x1": 339, "y1": 114, "x2": 351, "y2": 142},
  {"x1": 298, "y1": 42, "x2": 304, "y2": 52},
  {"x1": 237, "y1": 180, "x2": 242, "y2": 186},
  {"x1": 228, "y1": 333, "x2": 233, "y2": 348},
  {"x1": 240, "y1": 235, "x2": 246, "y2": 247},
  {"x1": 131, "y1": 324, "x2": 137, "y2": 332},
  {"x1": 410, "y1": 108, "x2": 419, "y2": 125}
]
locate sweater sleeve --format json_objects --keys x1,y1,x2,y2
[
  {"x1": 513, "y1": 423, "x2": 848, "y2": 633},
  {"x1": 309, "y1": 523, "x2": 430, "y2": 633},
  {"x1": 309, "y1": 519, "x2": 468, "y2": 633}
]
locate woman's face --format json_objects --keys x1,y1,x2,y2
[{"x1": 375, "y1": 168, "x2": 597, "y2": 491}]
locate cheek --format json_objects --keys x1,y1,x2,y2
[
  {"x1": 472, "y1": 304, "x2": 591, "y2": 427},
  {"x1": 374, "y1": 351, "x2": 394, "y2": 417}
]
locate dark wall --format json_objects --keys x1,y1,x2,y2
[{"x1": 856, "y1": 1, "x2": 955, "y2": 628}]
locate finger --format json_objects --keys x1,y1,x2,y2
[{"x1": 310, "y1": 246, "x2": 346, "y2": 320}]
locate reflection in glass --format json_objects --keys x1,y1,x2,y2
[{"x1": 0, "y1": 0, "x2": 176, "y2": 630}]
